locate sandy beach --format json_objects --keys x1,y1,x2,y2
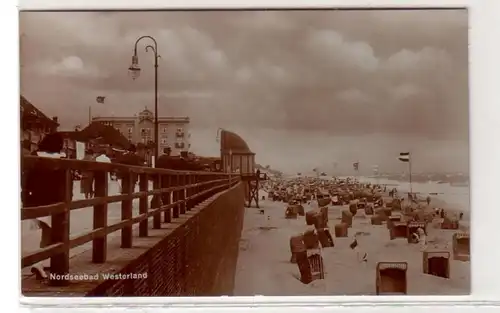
[{"x1": 233, "y1": 189, "x2": 470, "y2": 296}]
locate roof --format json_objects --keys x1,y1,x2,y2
[
  {"x1": 220, "y1": 129, "x2": 253, "y2": 154},
  {"x1": 66, "y1": 122, "x2": 131, "y2": 149},
  {"x1": 20, "y1": 96, "x2": 59, "y2": 129}
]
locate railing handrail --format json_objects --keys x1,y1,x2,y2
[
  {"x1": 21, "y1": 155, "x2": 228, "y2": 176},
  {"x1": 21, "y1": 156, "x2": 241, "y2": 286}
]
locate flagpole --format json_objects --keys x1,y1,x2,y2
[
  {"x1": 88, "y1": 105, "x2": 91, "y2": 124},
  {"x1": 356, "y1": 160, "x2": 359, "y2": 183},
  {"x1": 409, "y1": 153, "x2": 413, "y2": 194}
]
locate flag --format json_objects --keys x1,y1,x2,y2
[
  {"x1": 399, "y1": 152, "x2": 410, "y2": 162},
  {"x1": 353, "y1": 162, "x2": 359, "y2": 171},
  {"x1": 96, "y1": 96, "x2": 106, "y2": 104}
]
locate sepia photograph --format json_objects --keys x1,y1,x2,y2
[{"x1": 20, "y1": 8, "x2": 469, "y2": 296}]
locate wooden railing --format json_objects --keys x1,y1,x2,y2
[{"x1": 21, "y1": 156, "x2": 240, "y2": 286}]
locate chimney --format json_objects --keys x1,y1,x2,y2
[{"x1": 52, "y1": 116, "x2": 58, "y2": 123}]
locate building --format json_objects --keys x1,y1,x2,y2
[
  {"x1": 20, "y1": 95, "x2": 59, "y2": 153},
  {"x1": 219, "y1": 129, "x2": 255, "y2": 175},
  {"x1": 91, "y1": 107, "x2": 190, "y2": 156},
  {"x1": 58, "y1": 122, "x2": 131, "y2": 159}
]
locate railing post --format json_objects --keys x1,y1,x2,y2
[
  {"x1": 172, "y1": 174, "x2": 179, "y2": 219},
  {"x1": 121, "y1": 172, "x2": 133, "y2": 248},
  {"x1": 153, "y1": 174, "x2": 161, "y2": 229},
  {"x1": 186, "y1": 174, "x2": 192, "y2": 211},
  {"x1": 139, "y1": 173, "x2": 149, "y2": 237},
  {"x1": 179, "y1": 174, "x2": 186, "y2": 215},
  {"x1": 199, "y1": 174, "x2": 207, "y2": 202},
  {"x1": 162, "y1": 174, "x2": 172, "y2": 223},
  {"x1": 92, "y1": 170, "x2": 108, "y2": 263},
  {"x1": 49, "y1": 169, "x2": 72, "y2": 286},
  {"x1": 195, "y1": 174, "x2": 200, "y2": 196}
]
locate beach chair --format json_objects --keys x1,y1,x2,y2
[
  {"x1": 308, "y1": 253, "x2": 325, "y2": 280},
  {"x1": 407, "y1": 221, "x2": 427, "y2": 244},
  {"x1": 441, "y1": 216, "x2": 459, "y2": 230},
  {"x1": 341, "y1": 210, "x2": 353, "y2": 227},
  {"x1": 289, "y1": 234, "x2": 306, "y2": 263},
  {"x1": 320, "y1": 206, "x2": 329, "y2": 223},
  {"x1": 316, "y1": 228, "x2": 334, "y2": 248},
  {"x1": 334, "y1": 223, "x2": 348, "y2": 237},
  {"x1": 317, "y1": 195, "x2": 331, "y2": 207},
  {"x1": 422, "y1": 251, "x2": 450, "y2": 279},
  {"x1": 305, "y1": 210, "x2": 318, "y2": 225},
  {"x1": 382, "y1": 207, "x2": 393, "y2": 217},
  {"x1": 375, "y1": 262, "x2": 408, "y2": 295},
  {"x1": 386, "y1": 215, "x2": 401, "y2": 229},
  {"x1": 285, "y1": 205, "x2": 298, "y2": 219},
  {"x1": 371, "y1": 214, "x2": 384, "y2": 225},
  {"x1": 349, "y1": 201, "x2": 358, "y2": 216},
  {"x1": 297, "y1": 204, "x2": 305, "y2": 216},
  {"x1": 303, "y1": 229, "x2": 320, "y2": 250},
  {"x1": 365, "y1": 204, "x2": 374, "y2": 215},
  {"x1": 452, "y1": 232, "x2": 470, "y2": 262},
  {"x1": 389, "y1": 221, "x2": 408, "y2": 240}
]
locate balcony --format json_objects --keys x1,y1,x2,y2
[
  {"x1": 175, "y1": 142, "x2": 185, "y2": 149},
  {"x1": 176, "y1": 131, "x2": 185, "y2": 138}
]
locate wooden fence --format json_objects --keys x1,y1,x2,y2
[{"x1": 21, "y1": 156, "x2": 239, "y2": 286}]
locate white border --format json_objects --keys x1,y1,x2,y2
[{"x1": 8, "y1": 0, "x2": 500, "y2": 309}]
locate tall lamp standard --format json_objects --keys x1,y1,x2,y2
[{"x1": 128, "y1": 35, "x2": 160, "y2": 166}]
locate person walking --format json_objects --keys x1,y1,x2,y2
[
  {"x1": 81, "y1": 149, "x2": 96, "y2": 199},
  {"x1": 22, "y1": 132, "x2": 72, "y2": 281}
]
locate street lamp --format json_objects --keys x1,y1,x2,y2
[{"x1": 128, "y1": 35, "x2": 160, "y2": 166}]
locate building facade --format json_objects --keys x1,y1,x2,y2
[
  {"x1": 20, "y1": 96, "x2": 59, "y2": 154},
  {"x1": 91, "y1": 108, "x2": 190, "y2": 156}
]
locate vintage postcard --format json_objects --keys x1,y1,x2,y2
[{"x1": 20, "y1": 8, "x2": 469, "y2": 296}]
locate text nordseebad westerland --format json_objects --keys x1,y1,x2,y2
[{"x1": 49, "y1": 272, "x2": 148, "y2": 281}]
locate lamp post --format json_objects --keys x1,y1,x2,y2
[{"x1": 128, "y1": 35, "x2": 160, "y2": 166}]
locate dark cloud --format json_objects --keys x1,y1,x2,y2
[{"x1": 20, "y1": 9, "x2": 469, "y2": 173}]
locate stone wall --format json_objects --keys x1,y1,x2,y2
[{"x1": 86, "y1": 182, "x2": 245, "y2": 296}]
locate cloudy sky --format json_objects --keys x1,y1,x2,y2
[{"x1": 20, "y1": 9, "x2": 469, "y2": 175}]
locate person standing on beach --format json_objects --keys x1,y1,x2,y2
[{"x1": 426, "y1": 195, "x2": 431, "y2": 206}]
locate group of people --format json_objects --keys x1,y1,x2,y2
[{"x1": 22, "y1": 133, "x2": 216, "y2": 206}]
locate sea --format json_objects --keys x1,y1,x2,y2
[{"x1": 348, "y1": 176, "x2": 470, "y2": 213}]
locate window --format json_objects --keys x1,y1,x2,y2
[
  {"x1": 128, "y1": 133, "x2": 132, "y2": 140},
  {"x1": 162, "y1": 127, "x2": 168, "y2": 133},
  {"x1": 128, "y1": 128, "x2": 133, "y2": 133},
  {"x1": 161, "y1": 138, "x2": 168, "y2": 144},
  {"x1": 176, "y1": 128, "x2": 185, "y2": 138}
]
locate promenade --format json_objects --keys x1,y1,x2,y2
[{"x1": 21, "y1": 180, "x2": 153, "y2": 276}]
